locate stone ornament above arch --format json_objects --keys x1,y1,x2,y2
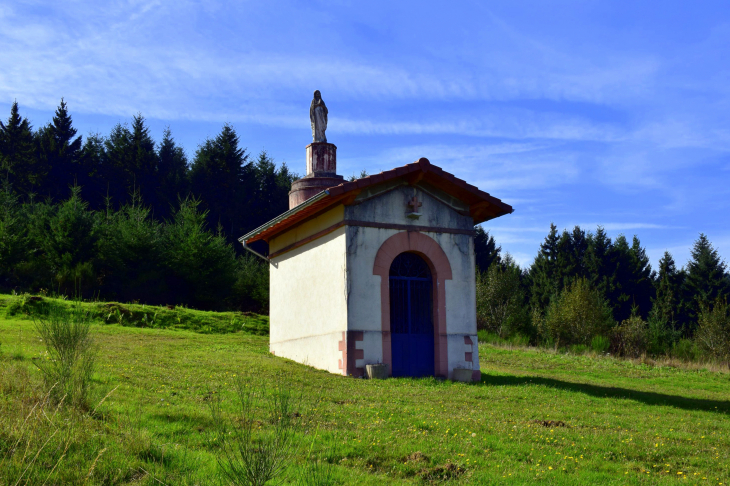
[{"x1": 372, "y1": 231, "x2": 452, "y2": 377}]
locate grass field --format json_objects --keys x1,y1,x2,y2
[{"x1": 1, "y1": 295, "x2": 729, "y2": 485}]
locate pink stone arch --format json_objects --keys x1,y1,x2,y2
[{"x1": 373, "y1": 231, "x2": 452, "y2": 377}]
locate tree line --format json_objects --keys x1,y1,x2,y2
[
  {"x1": 0, "y1": 100, "x2": 299, "y2": 311},
  {"x1": 475, "y1": 225, "x2": 730, "y2": 363},
  {"x1": 3, "y1": 99, "x2": 729, "y2": 362},
  {"x1": 0, "y1": 100, "x2": 297, "y2": 241}
]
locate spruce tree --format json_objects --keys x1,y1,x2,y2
[
  {"x1": 474, "y1": 225, "x2": 501, "y2": 272},
  {"x1": 130, "y1": 114, "x2": 159, "y2": 210},
  {"x1": 585, "y1": 226, "x2": 617, "y2": 315},
  {"x1": 189, "y1": 124, "x2": 251, "y2": 240},
  {"x1": 103, "y1": 123, "x2": 134, "y2": 206},
  {"x1": 0, "y1": 182, "x2": 26, "y2": 290},
  {"x1": 0, "y1": 101, "x2": 39, "y2": 193},
  {"x1": 554, "y1": 226, "x2": 588, "y2": 290},
  {"x1": 651, "y1": 251, "x2": 688, "y2": 332},
  {"x1": 156, "y1": 127, "x2": 188, "y2": 219},
  {"x1": 251, "y1": 150, "x2": 288, "y2": 227},
  {"x1": 627, "y1": 235, "x2": 655, "y2": 318},
  {"x1": 685, "y1": 234, "x2": 729, "y2": 327},
  {"x1": 611, "y1": 235, "x2": 635, "y2": 321},
  {"x1": 530, "y1": 223, "x2": 560, "y2": 310},
  {"x1": 76, "y1": 133, "x2": 107, "y2": 210},
  {"x1": 36, "y1": 99, "x2": 82, "y2": 200}
]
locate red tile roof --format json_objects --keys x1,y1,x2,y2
[{"x1": 241, "y1": 157, "x2": 513, "y2": 244}]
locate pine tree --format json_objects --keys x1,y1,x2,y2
[
  {"x1": 610, "y1": 235, "x2": 636, "y2": 321},
  {"x1": 530, "y1": 223, "x2": 560, "y2": 310},
  {"x1": 585, "y1": 226, "x2": 617, "y2": 314},
  {"x1": 76, "y1": 133, "x2": 107, "y2": 210},
  {"x1": 251, "y1": 150, "x2": 289, "y2": 227},
  {"x1": 627, "y1": 235, "x2": 655, "y2": 318},
  {"x1": 553, "y1": 226, "x2": 588, "y2": 290},
  {"x1": 651, "y1": 251, "x2": 688, "y2": 331},
  {"x1": 103, "y1": 123, "x2": 134, "y2": 206},
  {"x1": 685, "y1": 234, "x2": 729, "y2": 327},
  {"x1": 36, "y1": 99, "x2": 83, "y2": 200},
  {"x1": 0, "y1": 101, "x2": 39, "y2": 193},
  {"x1": 128, "y1": 114, "x2": 159, "y2": 211},
  {"x1": 189, "y1": 124, "x2": 251, "y2": 240},
  {"x1": 162, "y1": 197, "x2": 237, "y2": 309},
  {"x1": 0, "y1": 181, "x2": 26, "y2": 289},
  {"x1": 156, "y1": 127, "x2": 188, "y2": 219},
  {"x1": 474, "y1": 226, "x2": 501, "y2": 272}
]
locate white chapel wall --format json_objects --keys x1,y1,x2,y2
[{"x1": 269, "y1": 226, "x2": 347, "y2": 374}]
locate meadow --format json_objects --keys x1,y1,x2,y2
[{"x1": 1, "y1": 295, "x2": 729, "y2": 485}]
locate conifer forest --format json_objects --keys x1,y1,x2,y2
[{"x1": 2, "y1": 100, "x2": 729, "y2": 362}]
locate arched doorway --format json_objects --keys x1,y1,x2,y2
[{"x1": 389, "y1": 252, "x2": 435, "y2": 377}]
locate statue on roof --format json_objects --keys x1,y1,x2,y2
[{"x1": 310, "y1": 90, "x2": 328, "y2": 143}]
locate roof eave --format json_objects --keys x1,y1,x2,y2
[{"x1": 239, "y1": 190, "x2": 330, "y2": 243}]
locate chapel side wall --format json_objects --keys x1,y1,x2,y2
[
  {"x1": 344, "y1": 184, "x2": 480, "y2": 379},
  {"x1": 269, "y1": 226, "x2": 347, "y2": 374}
]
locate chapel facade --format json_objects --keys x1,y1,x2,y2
[{"x1": 239, "y1": 95, "x2": 512, "y2": 381}]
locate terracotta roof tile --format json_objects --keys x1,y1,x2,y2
[{"x1": 242, "y1": 158, "x2": 513, "y2": 244}]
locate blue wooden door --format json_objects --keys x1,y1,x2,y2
[{"x1": 389, "y1": 252, "x2": 435, "y2": 377}]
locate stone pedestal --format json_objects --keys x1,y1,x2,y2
[
  {"x1": 306, "y1": 142, "x2": 337, "y2": 175},
  {"x1": 365, "y1": 363, "x2": 388, "y2": 380},
  {"x1": 289, "y1": 142, "x2": 343, "y2": 209},
  {"x1": 452, "y1": 368, "x2": 473, "y2": 383}
]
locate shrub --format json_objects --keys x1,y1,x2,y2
[
  {"x1": 671, "y1": 339, "x2": 701, "y2": 362},
  {"x1": 591, "y1": 335, "x2": 610, "y2": 354},
  {"x1": 213, "y1": 376, "x2": 301, "y2": 486},
  {"x1": 231, "y1": 253, "x2": 270, "y2": 313},
  {"x1": 475, "y1": 256, "x2": 531, "y2": 339},
  {"x1": 646, "y1": 313, "x2": 680, "y2": 357},
  {"x1": 570, "y1": 344, "x2": 590, "y2": 355},
  {"x1": 694, "y1": 299, "x2": 730, "y2": 365},
  {"x1": 33, "y1": 301, "x2": 96, "y2": 407},
  {"x1": 537, "y1": 278, "x2": 615, "y2": 347},
  {"x1": 611, "y1": 315, "x2": 648, "y2": 358}
]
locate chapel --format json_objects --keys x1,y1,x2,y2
[{"x1": 239, "y1": 92, "x2": 512, "y2": 381}]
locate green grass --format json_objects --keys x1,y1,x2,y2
[
  {"x1": 1, "y1": 300, "x2": 729, "y2": 485},
  {"x1": 0, "y1": 293, "x2": 269, "y2": 335}
]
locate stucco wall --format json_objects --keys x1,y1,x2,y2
[
  {"x1": 269, "y1": 226, "x2": 347, "y2": 374},
  {"x1": 344, "y1": 184, "x2": 479, "y2": 378},
  {"x1": 347, "y1": 183, "x2": 473, "y2": 231}
]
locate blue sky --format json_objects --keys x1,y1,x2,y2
[{"x1": 2, "y1": 0, "x2": 729, "y2": 269}]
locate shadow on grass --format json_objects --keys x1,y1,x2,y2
[{"x1": 480, "y1": 374, "x2": 730, "y2": 414}]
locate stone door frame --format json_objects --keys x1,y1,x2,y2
[{"x1": 373, "y1": 231, "x2": 452, "y2": 377}]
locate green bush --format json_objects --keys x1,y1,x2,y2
[
  {"x1": 570, "y1": 344, "x2": 590, "y2": 355},
  {"x1": 536, "y1": 278, "x2": 615, "y2": 347},
  {"x1": 611, "y1": 315, "x2": 648, "y2": 358},
  {"x1": 694, "y1": 299, "x2": 730, "y2": 365},
  {"x1": 671, "y1": 339, "x2": 701, "y2": 362},
  {"x1": 33, "y1": 301, "x2": 96, "y2": 407},
  {"x1": 591, "y1": 335, "x2": 610, "y2": 354},
  {"x1": 231, "y1": 253, "x2": 270, "y2": 313},
  {"x1": 475, "y1": 256, "x2": 531, "y2": 339},
  {"x1": 646, "y1": 314, "x2": 680, "y2": 357}
]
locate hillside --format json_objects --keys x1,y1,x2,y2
[{"x1": 1, "y1": 296, "x2": 729, "y2": 485}]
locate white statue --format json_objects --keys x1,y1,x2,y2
[{"x1": 310, "y1": 90, "x2": 328, "y2": 143}]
